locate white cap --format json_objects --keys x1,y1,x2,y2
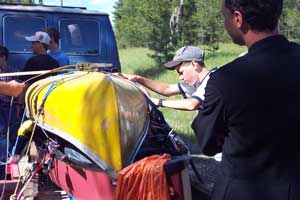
[{"x1": 25, "y1": 31, "x2": 50, "y2": 45}]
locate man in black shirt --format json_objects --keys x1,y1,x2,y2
[
  {"x1": 23, "y1": 31, "x2": 59, "y2": 82},
  {"x1": 194, "y1": 0, "x2": 300, "y2": 199}
]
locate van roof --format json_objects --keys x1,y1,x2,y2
[{"x1": 0, "y1": 3, "x2": 108, "y2": 16}]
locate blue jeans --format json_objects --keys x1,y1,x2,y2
[
  {"x1": 0, "y1": 106, "x2": 18, "y2": 159},
  {"x1": 0, "y1": 105, "x2": 19, "y2": 179}
]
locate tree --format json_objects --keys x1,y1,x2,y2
[
  {"x1": 172, "y1": 0, "x2": 199, "y2": 47},
  {"x1": 280, "y1": 0, "x2": 300, "y2": 41},
  {"x1": 113, "y1": 0, "x2": 151, "y2": 48},
  {"x1": 114, "y1": 0, "x2": 176, "y2": 64},
  {"x1": 194, "y1": 0, "x2": 224, "y2": 53},
  {"x1": 143, "y1": 0, "x2": 176, "y2": 64},
  {"x1": 113, "y1": 0, "x2": 300, "y2": 61}
]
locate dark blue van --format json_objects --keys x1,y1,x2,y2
[{"x1": 0, "y1": 4, "x2": 121, "y2": 72}]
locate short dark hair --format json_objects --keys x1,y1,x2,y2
[
  {"x1": 0, "y1": 46, "x2": 9, "y2": 61},
  {"x1": 45, "y1": 27, "x2": 60, "y2": 44},
  {"x1": 224, "y1": 0, "x2": 283, "y2": 32}
]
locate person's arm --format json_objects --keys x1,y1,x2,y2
[
  {"x1": 0, "y1": 80, "x2": 25, "y2": 97},
  {"x1": 150, "y1": 97, "x2": 200, "y2": 111},
  {"x1": 122, "y1": 74, "x2": 180, "y2": 97}
]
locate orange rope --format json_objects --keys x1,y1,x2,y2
[{"x1": 114, "y1": 154, "x2": 171, "y2": 200}]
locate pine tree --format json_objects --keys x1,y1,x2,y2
[
  {"x1": 113, "y1": 0, "x2": 151, "y2": 48},
  {"x1": 143, "y1": 0, "x2": 176, "y2": 64},
  {"x1": 194, "y1": 0, "x2": 224, "y2": 53},
  {"x1": 173, "y1": 0, "x2": 199, "y2": 47}
]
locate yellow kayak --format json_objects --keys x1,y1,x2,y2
[{"x1": 25, "y1": 71, "x2": 148, "y2": 172}]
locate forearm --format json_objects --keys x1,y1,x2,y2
[
  {"x1": 0, "y1": 81, "x2": 25, "y2": 97},
  {"x1": 151, "y1": 97, "x2": 200, "y2": 111},
  {"x1": 136, "y1": 75, "x2": 179, "y2": 96},
  {"x1": 0, "y1": 81, "x2": 10, "y2": 95}
]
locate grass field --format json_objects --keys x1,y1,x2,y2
[{"x1": 119, "y1": 44, "x2": 246, "y2": 141}]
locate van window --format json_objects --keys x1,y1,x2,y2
[
  {"x1": 3, "y1": 16, "x2": 46, "y2": 52},
  {"x1": 60, "y1": 19, "x2": 99, "y2": 55}
]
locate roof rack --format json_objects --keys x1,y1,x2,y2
[{"x1": 0, "y1": 2, "x2": 87, "y2": 10}]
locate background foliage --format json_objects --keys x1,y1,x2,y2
[
  {"x1": 114, "y1": 0, "x2": 300, "y2": 64},
  {"x1": 114, "y1": 0, "x2": 300, "y2": 138}
]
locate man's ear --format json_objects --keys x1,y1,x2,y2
[
  {"x1": 233, "y1": 10, "x2": 249, "y2": 33},
  {"x1": 233, "y1": 10, "x2": 243, "y2": 29}
]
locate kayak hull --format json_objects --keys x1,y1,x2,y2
[{"x1": 25, "y1": 71, "x2": 148, "y2": 172}]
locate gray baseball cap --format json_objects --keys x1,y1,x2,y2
[{"x1": 163, "y1": 46, "x2": 205, "y2": 69}]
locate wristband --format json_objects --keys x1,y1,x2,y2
[{"x1": 158, "y1": 98, "x2": 164, "y2": 107}]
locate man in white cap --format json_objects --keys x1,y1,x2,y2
[
  {"x1": 121, "y1": 46, "x2": 217, "y2": 111},
  {"x1": 22, "y1": 31, "x2": 59, "y2": 82}
]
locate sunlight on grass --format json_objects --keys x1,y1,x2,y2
[
  {"x1": 119, "y1": 44, "x2": 246, "y2": 140},
  {"x1": 119, "y1": 48, "x2": 156, "y2": 73},
  {"x1": 205, "y1": 43, "x2": 247, "y2": 69}
]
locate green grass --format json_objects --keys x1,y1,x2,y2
[
  {"x1": 119, "y1": 44, "x2": 246, "y2": 141},
  {"x1": 205, "y1": 43, "x2": 247, "y2": 69}
]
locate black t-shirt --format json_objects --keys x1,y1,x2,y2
[
  {"x1": 24, "y1": 54, "x2": 59, "y2": 71},
  {"x1": 22, "y1": 54, "x2": 59, "y2": 82},
  {"x1": 194, "y1": 35, "x2": 300, "y2": 180}
]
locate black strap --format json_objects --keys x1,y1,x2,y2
[{"x1": 143, "y1": 94, "x2": 157, "y2": 109}]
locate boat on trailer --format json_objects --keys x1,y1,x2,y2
[{"x1": 15, "y1": 67, "x2": 191, "y2": 200}]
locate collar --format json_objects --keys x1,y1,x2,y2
[
  {"x1": 199, "y1": 67, "x2": 218, "y2": 85},
  {"x1": 248, "y1": 35, "x2": 288, "y2": 53}
]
